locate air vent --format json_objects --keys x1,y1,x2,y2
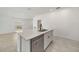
[{"x1": 56, "y1": 7, "x2": 61, "y2": 9}]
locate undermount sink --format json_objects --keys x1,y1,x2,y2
[{"x1": 38, "y1": 29, "x2": 47, "y2": 32}]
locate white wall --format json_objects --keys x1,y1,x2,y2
[
  {"x1": 23, "y1": 19, "x2": 33, "y2": 30},
  {"x1": 0, "y1": 15, "x2": 15, "y2": 34},
  {"x1": 33, "y1": 8, "x2": 79, "y2": 41},
  {"x1": 0, "y1": 8, "x2": 33, "y2": 34}
]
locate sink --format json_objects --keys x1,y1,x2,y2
[{"x1": 38, "y1": 29, "x2": 47, "y2": 32}]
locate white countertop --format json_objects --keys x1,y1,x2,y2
[{"x1": 18, "y1": 29, "x2": 53, "y2": 41}]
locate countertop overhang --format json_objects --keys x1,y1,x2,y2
[{"x1": 18, "y1": 29, "x2": 53, "y2": 41}]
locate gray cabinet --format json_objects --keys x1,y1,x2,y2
[
  {"x1": 31, "y1": 34, "x2": 44, "y2": 52},
  {"x1": 18, "y1": 30, "x2": 53, "y2": 52}
]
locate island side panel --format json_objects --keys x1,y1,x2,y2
[{"x1": 22, "y1": 39, "x2": 30, "y2": 52}]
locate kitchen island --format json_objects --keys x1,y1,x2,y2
[{"x1": 17, "y1": 29, "x2": 53, "y2": 52}]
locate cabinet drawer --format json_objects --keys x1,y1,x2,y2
[
  {"x1": 44, "y1": 33, "x2": 49, "y2": 40},
  {"x1": 48, "y1": 30, "x2": 53, "y2": 40}
]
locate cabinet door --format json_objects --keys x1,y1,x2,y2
[
  {"x1": 31, "y1": 34, "x2": 44, "y2": 52},
  {"x1": 44, "y1": 30, "x2": 53, "y2": 49},
  {"x1": 44, "y1": 32, "x2": 50, "y2": 49}
]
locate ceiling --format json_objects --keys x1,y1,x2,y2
[{"x1": 0, "y1": 7, "x2": 57, "y2": 19}]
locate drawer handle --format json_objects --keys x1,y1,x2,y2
[{"x1": 48, "y1": 36, "x2": 50, "y2": 38}]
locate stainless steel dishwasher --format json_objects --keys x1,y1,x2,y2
[{"x1": 31, "y1": 34, "x2": 44, "y2": 52}]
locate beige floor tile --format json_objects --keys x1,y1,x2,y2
[{"x1": 46, "y1": 36, "x2": 79, "y2": 52}]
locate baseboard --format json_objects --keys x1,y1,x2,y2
[
  {"x1": 53, "y1": 36, "x2": 79, "y2": 41},
  {"x1": 0, "y1": 32, "x2": 16, "y2": 36}
]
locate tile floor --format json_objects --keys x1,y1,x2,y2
[
  {"x1": 0, "y1": 33, "x2": 79, "y2": 52},
  {"x1": 0, "y1": 33, "x2": 16, "y2": 52},
  {"x1": 46, "y1": 36, "x2": 79, "y2": 52}
]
